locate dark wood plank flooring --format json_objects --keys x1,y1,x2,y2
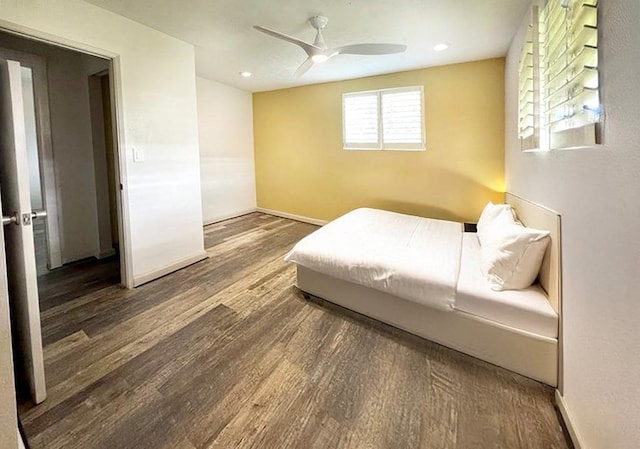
[{"x1": 19, "y1": 212, "x2": 570, "y2": 449}]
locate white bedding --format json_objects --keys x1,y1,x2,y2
[
  {"x1": 455, "y1": 233, "x2": 558, "y2": 338},
  {"x1": 285, "y1": 208, "x2": 462, "y2": 311}
]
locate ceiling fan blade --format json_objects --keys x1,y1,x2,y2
[
  {"x1": 294, "y1": 57, "x2": 314, "y2": 77},
  {"x1": 253, "y1": 25, "x2": 321, "y2": 56},
  {"x1": 332, "y1": 43, "x2": 407, "y2": 56}
]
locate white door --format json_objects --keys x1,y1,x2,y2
[
  {"x1": 0, "y1": 188, "x2": 19, "y2": 449},
  {"x1": 0, "y1": 58, "x2": 46, "y2": 404}
]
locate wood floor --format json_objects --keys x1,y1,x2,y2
[{"x1": 19, "y1": 213, "x2": 570, "y2": 449}]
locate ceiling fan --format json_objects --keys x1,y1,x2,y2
[{"x1": 254, "y1": 16, "x2": 407, "y2": 77}]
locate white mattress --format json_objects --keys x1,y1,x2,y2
[
  {"x1": 455, "y1": 233, "x2": 558, "y2": 338},
  {"x1": 285, "y1": 208, "x2": 462, "y2": 311}
]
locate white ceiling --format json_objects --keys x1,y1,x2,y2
[{"x1": 84, "y1": 0, "x2": 530, "y2": 92}]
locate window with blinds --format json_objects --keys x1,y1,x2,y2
[
  {"x1": 343, "y1": 86, "x2": 425, "y2": 151},
  {"x1": 540, "y1": 0, "x2": 601, "y2": 149},
  {"x1": 342, "y1": 92, "x2": 380, "y2": 149},
  {"x1": 518, "y1": 6, "x2": 540, "y2": 150}
]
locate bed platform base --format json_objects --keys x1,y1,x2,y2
[{"x1": 296, "y1": 265, "x2": 558, "y2": 386}]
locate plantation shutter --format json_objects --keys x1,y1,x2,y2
[
  {"x1": 541, "y1": 0, "x2": 600, "y2": 149},
  {"x1": 518, "y1": 6, "x2": 540, "y2": 150},
  {"x1": 342, "y1": 92, "x2": 380, "y2": 149},
  {"x1": 381, "y1": 87, "x2": 425, "y2": 150}
]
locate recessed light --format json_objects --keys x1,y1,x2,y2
[
  {"x1": 433, "y1": 43, "x2": 449, "y2": 52},
  {"x1": 239, "y1": 71, "x2": 252, "y2": 78}
]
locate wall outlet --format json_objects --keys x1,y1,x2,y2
[{"x1": 133, "y1": 147, "x2": 145, "y2": 162}]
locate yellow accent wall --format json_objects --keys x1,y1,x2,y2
[{"x1": 253, "y1": 58, "x2": 505, "y2": 223}]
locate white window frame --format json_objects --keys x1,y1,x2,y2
[{"x1": 342, "y1": 86, "x2": 426, "y2": 151}]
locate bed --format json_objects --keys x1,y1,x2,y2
[{"x1": 285, "y1": 193, "x2": 562, "y2": 387}]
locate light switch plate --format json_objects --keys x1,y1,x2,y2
[{"x1": 133, "y1": 147, "x2": 145, "y2": 162}]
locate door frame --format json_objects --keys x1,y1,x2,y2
[
  {"x1": 0, "y1": 47, "x2": 62, "y2": 271},
  {"x1": 0, "y1": 25, "x2": 133, "y2": 287},
  {"x1": 88, "y1": 69, "x2": 120, "y2": 261}
]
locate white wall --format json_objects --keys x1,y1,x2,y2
[
  {"x1": 505, "y1": 1, "x2": 640, "y2": 448},
  {"x1": 0, "y1": 0, "x2": 206, "y2": 285},
  {"x1": 46, "y1": 46, "x2": 107, "y2": 263},
  {"x1": 196, "y1": 77, "x2": 256, "y2": 224}
]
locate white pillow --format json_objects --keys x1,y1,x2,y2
[
  {"x1": 480, "y1": 211, "x2": 551, "y2": 291},
  {"x1": 477, "y1": 202, "x2": 515, "y2": 247}
]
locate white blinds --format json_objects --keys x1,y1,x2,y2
[
  {"x1": 343, "y1": 86, "x2": 425, "y2": 150},
  {"x1": 343, "y1": 92, "x2": 379, "y2": 149},
  {"x1": 518, "y1": 6, "x2": 540, "y2": 150},
  {"x1": 517, "y1": 0, "x2": 601, "y2": 150},
  {"x1": 541, "y1": 0, "x2": 600, "y2": 149},
  {"x1": 381, "y1": 88, "x2": 424, "y2": 149}
]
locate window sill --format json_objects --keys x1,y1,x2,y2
[{"x1": 344, "y1": 147, "x2": 426, "y2": 152}]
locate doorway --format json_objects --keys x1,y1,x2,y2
[{"x1": 0, "y1": 30, "x2": 127, "y2": 405}]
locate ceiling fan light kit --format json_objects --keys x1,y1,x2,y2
[
  {"x1": 254, "y1": 15, "x2": 407, "y2": 77},
  {"x1": 311, "y1": 54, "x2": 329, "y2": 63},
  {"x1": 433, "y1": 43, "x2": 450, "y2": 51}
]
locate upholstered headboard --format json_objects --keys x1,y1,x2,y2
[{"x1": 505, "y1": 193, "x2": 562, "y2": 315}]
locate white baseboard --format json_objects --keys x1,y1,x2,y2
[
  {"x1": 203, "y1": 208, "x2": 258, "y2": 226},
  {"x1": 62, "y1": 251, "x2": 95, "y2": 265},
  {"x1": 18, "y1": 431, "x2": 25, "y2": 449},
  {"x1": 256, "y1": 207, "x2": 328, "y2": 226},
  {"x1": 132, "y1": 251, "x2": 208, "y2": 287},
  {"x1": 18, "y1": 428, "x2": 26, "y2": 449},
  {"x1": 555, "y1": 390, "x2": 585, "y2": 449}
]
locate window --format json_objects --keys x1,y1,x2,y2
[
  {"x1": 518, "y1": 6, "x2": 541, "y2": 150},
  {"x1": 518, "y1": 0, "x2": 601, "y2": 151},
  {"x1": 541, "y1": 0, "x2": 600, "y2": 149},
  {"x1": 343, "y1": 86, "x2": 425, "y2": 151}
]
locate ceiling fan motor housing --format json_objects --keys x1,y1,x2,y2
[{"x1": 309, "y1": 16, "x2": 329, "y2": 30}]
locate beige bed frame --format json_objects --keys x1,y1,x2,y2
[{"x1": 295, "y1": 193, "x2": 562, "y2": 387}]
